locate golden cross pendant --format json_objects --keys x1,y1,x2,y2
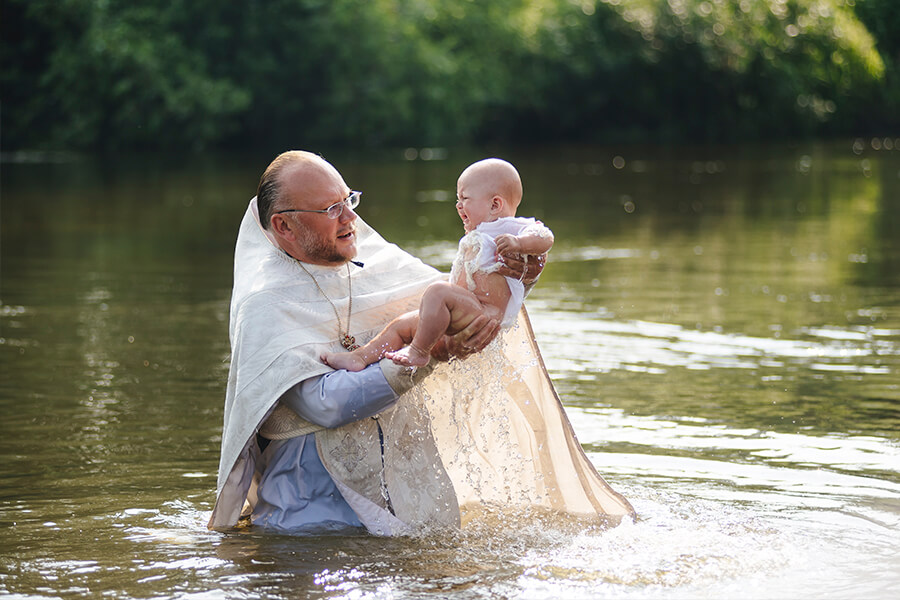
[{"x1": 341, "y1": 334, "x2": 359, "y2": 351}]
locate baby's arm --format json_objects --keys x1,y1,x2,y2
[{"x1": 494, "y1": 225, "x2": 554, "y2": 256}]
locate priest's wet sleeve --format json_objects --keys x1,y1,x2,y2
[{"x1": 282, "y1": 363, "x2": 399, "y2": 428}]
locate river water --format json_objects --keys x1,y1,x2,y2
[{"x1": 1, "y1": 141, "x2": 898, "y2": 598}]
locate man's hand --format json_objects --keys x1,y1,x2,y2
[
  {"x1": 431, "y1": 314, "x2": 501, "y2": 361},
  {"x1": 495, "y1": 251, "x2": 547, "y2": 285}
]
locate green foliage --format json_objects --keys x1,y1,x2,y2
[
  {"x1": 0, "y1": 0, "x2": 895, "y2": 151},
  {"x1": 508, "y1": 0, "x2": 888, "y2": 142},
  {"x1": 853, "y1": 0, "x2": 900, "y2": 132},
  {"x1": 1, "y1": 0, "x2": 251, "y2": 149}
]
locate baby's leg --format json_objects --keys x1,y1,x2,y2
[
  {"x1": 322, "y1": 311, "x2": 418, "y2": 371},
  {"x1": 386, "y1": 281, "x2": 482, "y2": 367}
]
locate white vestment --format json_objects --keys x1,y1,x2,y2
[{"x1": 209, "y1": 199, "x2": 634, "y2": 534}]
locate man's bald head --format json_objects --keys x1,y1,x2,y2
[{"x1": 257, "y1": 150, "x2": 343, "y2": 230}]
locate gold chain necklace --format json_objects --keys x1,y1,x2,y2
[{"x1": 295, "y1": 261, "x2": 360, "y2": 351}]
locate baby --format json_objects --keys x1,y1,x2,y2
[{"x1": 321, "y1": 158, "x2": 554, "y2": 371}]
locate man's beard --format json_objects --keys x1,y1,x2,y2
[{"x1": 292, "y1": 216, "x2": 354, "y2": 265}]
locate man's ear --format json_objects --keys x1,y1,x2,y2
[{"x1": 270, "y1": 214, "x2": 294, "y2": 240}]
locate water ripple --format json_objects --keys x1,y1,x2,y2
[{"x1": 528, "y1": 307, "x2": 897, "y2": 376}]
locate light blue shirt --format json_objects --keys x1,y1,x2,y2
[{"x1": 251, "y1": 363, "x2": 399, "y2": 533}]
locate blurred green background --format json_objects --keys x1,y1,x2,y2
[
  {"x1": 2, "y1": 0, "x2": 897, "y2": 153},
  {"x1": 3, "y1": 4, "x2": 900, "y2": 596}
]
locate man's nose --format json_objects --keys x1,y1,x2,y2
[{"x1": 340, "y1": 205, "x2": 358, "y2": 223}]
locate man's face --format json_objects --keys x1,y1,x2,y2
[{"x1": 275, "y1": 161, "x2": 359, "y2": 266}]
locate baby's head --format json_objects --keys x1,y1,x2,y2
[{"x1": 456, "y1": 158, "x2": 522, "y2": 232}]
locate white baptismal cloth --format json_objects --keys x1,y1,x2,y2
[
  {"x1": 450, "y1": 216, "x2": 551, "y2": 327},
  {"x1": 209, "y1": 198, "x2": 634, "y2": 533}
]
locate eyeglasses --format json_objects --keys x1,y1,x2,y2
[{"x1": 275, "y1": 191, "x2": 361, "y2": 219}]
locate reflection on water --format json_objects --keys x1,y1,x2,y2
[{"x1": 1, "y1": 141, "x2": 898, "y2": 598}]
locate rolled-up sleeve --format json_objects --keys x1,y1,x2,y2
[{"x1": 280, "y1": 363, "x2": 399, "y2": 429}]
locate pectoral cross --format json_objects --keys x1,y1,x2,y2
[{"x1": 341, "y1": 333, "x2": 359, "y2": 351}]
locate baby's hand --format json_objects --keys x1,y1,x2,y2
[{"x1": 494, "y1": 234, "x2": 521, "y2": 255}]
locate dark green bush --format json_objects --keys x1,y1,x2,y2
[{"x1": 0, "y1": 0, "x2": 894, "y2": 151}]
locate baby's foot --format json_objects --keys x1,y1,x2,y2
[
  {"x1": 321, "y1": 351, "x2": 367, "y2": 372},
  {"x1": 384, "y1": 344, "x2": 430, "y2": 367}
]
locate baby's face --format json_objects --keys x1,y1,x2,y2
[{"x1": 456, "y1": 176, "x2": 494, "y2": 232}]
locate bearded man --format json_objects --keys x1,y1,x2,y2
[{"x1": 209, "y1": 151, "x2": 634, "y2": 534}]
